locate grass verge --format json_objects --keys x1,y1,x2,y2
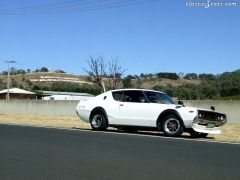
[{"x1": 0, "y1": 114, "x2": 239, "y2": 143}]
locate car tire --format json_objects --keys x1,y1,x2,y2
[
  {"x1": 188, "y1": 129, "x2": 208, "y2": 138},
  {"x1": 90, "y1": 111, "x2": 108, "y2": 131},
  {"x1": 162, "y1": 114, "x2": 184, "y2": 137}
]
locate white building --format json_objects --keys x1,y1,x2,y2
[{"x1": 40, "y1": 91, "x2": 94, "y2": 100}]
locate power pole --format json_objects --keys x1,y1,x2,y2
[{"x1": 5, "y1": 60, "x2": 16, "y2": 100}]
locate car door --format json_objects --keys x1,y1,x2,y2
[{"x1": 111, "y1": 90, "x2": 152, "y2": 126}]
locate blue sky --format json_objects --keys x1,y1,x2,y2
[{"x1": 0, "y1": 0, "x2": 239, "y2": 75}]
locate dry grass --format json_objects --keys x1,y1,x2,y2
[
  {"x1": 0, "y1": 114, "x2": 239, "y2": 143},
  {"x1": 207, "y1": 123, "x2": 240, "y2": 143},
  {"x1": 0, "y1": 114, "x2": 91, "y2": 129}
]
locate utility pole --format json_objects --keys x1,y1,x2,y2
[{"x1": 5, "y1": 60, "x2": 16, "y2": 100}]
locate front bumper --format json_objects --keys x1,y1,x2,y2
[
  {"x1": 193, "y1": 117, "x2": 226, "y2": 127},
  {"x1": 191, "y1": 110, "x2": 227, "y2": 134}
]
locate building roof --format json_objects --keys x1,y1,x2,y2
[
  {"x1": 37, "y1": 91, "x2": 94, "y2": 97},
  {"x1": 0, "y1": 88, "x2": 35, "y2": 95}
]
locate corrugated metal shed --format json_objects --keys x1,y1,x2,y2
[{"x1": 0, "y1": 88, "x2": 35, "y2": 95}]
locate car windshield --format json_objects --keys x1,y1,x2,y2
[{"x1": 144, "y1": 91, "x2": 176, "y2": 105}]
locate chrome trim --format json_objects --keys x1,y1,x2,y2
[
  {"x1": 193, "y1": 117, "x2": 226, "y2": 126},
  {"x1": 194, "y1": 110, "x2": 227, "y2": 127}
]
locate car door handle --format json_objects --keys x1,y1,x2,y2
[{"x1": 119, "y1": 104, "x2": 124, "y2": 106}]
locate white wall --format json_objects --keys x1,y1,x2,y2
[{"x1": 0, "y1": 100, "x2": 239, "y2": 123}]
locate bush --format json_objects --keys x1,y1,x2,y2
[{"x1": 156, "y1": 73, "x2": 179, "y2": 80}]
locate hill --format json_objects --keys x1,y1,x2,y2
[
  {"x1": 133, "y1": 78, "x2": 200, "y2": 89},
  {"x1": 0, "y1": 72, "x2": 200, "y2": 92},
  {"x1": 0, "y1": 69, "x2": 239, "y2": 100}
]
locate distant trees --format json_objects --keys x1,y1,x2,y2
[
  {"x1": 54, "y1": 69, "x2": 66, "y2": 73},
  {"x1": 199, "y1": 73, "x2": 216, "y2": 81},
  {"x1": 0, "y1": 67, "x2": 67, "y2": 75},
  {"x1": 34, "y1": 67, "x2": 49, "y2": 72},
  {"x1": 50, "y1": 82, "x2": 101, "y2": 95},
  {"x1": 184, "y1": 73, "x2": 198, "y2": 80},
  {"x1": 156, "y1": 73, "x2": 179, "y2": 80},
  {"x1": 218, "y1": 70, "x2": 240, "y2": 97},
  {"x1": 0, "y1": 79, "x2": 6, "y2": 90},
  {"x1": 123, "y1": 75, "x2": 133, "y2": 88},
  {"x1": 40, "y1": 67, "x2": 49, "y2": 72}
]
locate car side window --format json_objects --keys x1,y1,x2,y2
[
  {"x1": 144, "y1": 91, "x2": 175, "y2": 104},
  {"x1": 122, "y1": 91, "x2": 146, "y2": 103},
  {"x1": 112, "y1": 91, "x2": 123, "y2": 102}
]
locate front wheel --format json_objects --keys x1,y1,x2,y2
[
  {"x1": 90, "y1": 112, "x2": 107, "y2": 131},
  {"x1": 162, "y1": 115, "x2": 184, "y2": 137}
]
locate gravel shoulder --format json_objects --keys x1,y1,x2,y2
[{"x1": 0, "y1": 114, "x2": 239, "y2": 143}]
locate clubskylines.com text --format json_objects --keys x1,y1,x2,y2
[{"x1": 186, "y1": 0, "x2": 238, "y2": 8}]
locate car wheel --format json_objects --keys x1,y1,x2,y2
[
  {"x1": 162, "y1": 114, "x2": 184, "y2": 137},
  {"x1": 188, "y1": 129, "x2": 208, "y2": 138},
  {"x1": 90, "y1": 112, "x2": 107, "y2": 131}
]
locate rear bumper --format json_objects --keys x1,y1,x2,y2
[{"x1": 76, "y1": 109, "x2": 90, "y2": 123}]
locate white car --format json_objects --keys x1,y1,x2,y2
[{"x1": 76, "y1": 89, "x2": 226, "y2": 137}]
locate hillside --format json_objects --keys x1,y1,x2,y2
[
  {"x1": 0, "y1": 70, "x2": 239, "y2": 100},
  {"x1": 0, "y1": 72, "x2": 200, "y2": 92},
  {"x1": 133, "y1": 78, "x2": 200, "y2": 89},
  {"x1": 0, "y1": 72, "x2": 91, "y2": 90}
]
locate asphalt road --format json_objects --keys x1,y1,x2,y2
[{"x1": 0, "y1": 124, "x2": 239, "y2": 180}]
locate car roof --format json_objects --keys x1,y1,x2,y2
[{"x1": 109, "y1": 88, "x2": 166, "y2": 94}]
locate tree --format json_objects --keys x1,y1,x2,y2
[
  {"x1": 86, "y1": 56, "x2": 107, "y2": 92},
  {"x1": 198, "y1": 81, "x2": 219, "y2": 99},
  {"x1": 54, "y1": 69, "x2": 66, "y2": 73},
  {"x1": 107, "y1": 58, "x2": 125, "y2": 90},
  {"x1": 11, "y1": 78, "x2": 18, "y2": 88},
  {"x1": 85, "y1": 56, "x2": 125, "y2": 92},
  {"x1": 218, "y1": 70, "x2": 240, "y2": 97},
  {"x1": 16, "y1": 69, "x2": 26, "y2": 74},
  {"x1": 40, "y1": 67, "x2": 49, "y2": 72},
  {"x1": 123, "y1": 75, "x2": 133, "y2": 88},
  {"x1": 184, "y1": 73, "x2": 198, "y2": 80},
  {"x1": 199, "y1": 73, "x2": 216, "y2": 81},
  {"x1": 156, "y1": 73, "x2": 179, "y2": 80}
]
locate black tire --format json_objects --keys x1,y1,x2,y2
[
  {"x1": 161, "y1": 114, "x2": 184, "y2": 137},
  {"x1": 90, "y1": 111, "x2": 108, "y2": 131},
  {"x1": 188, "y1": 129, "x2": 208, "y2": 138}
]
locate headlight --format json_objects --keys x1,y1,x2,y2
[
  {"x1": 198, "y1": 113, "x2": 203, "y2": 118},
  {"x1": 217, "y1": 115, "x2": 225, "y2": 121}
]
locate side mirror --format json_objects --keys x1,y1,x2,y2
[
  {"x1": 211, "y1": 106, "x2": 215, "y2": 111},
  {"x1": 178, "y1": 101, "x2": 184, "y2": 106}
]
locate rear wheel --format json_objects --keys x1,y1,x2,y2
[
  {"x1": 90, "y1": 111, "x2": 107, "y2": 131},
  {"x1": 162, "y1": 114, "x2": 184, "y2": 137}
]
